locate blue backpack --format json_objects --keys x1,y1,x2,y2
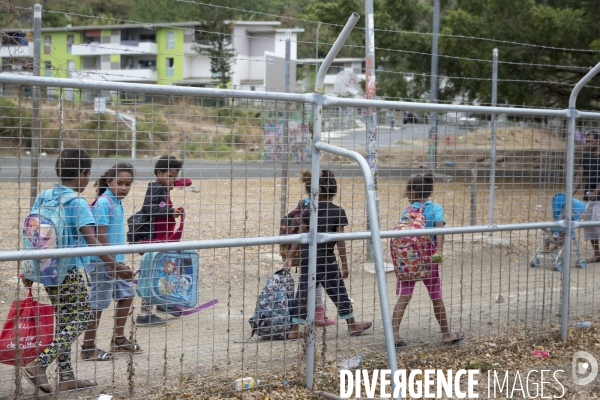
[
  {"x1": 248, "y1": 269, "x2": 295, "y2": 340},
  {"x1": 136, "y1": 250, "x2": 217, "y2": 317},
  {"x1": 22, "y1": 189, "x2": 80, "y2": 286}
]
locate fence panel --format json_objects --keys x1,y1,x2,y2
[{"x1": 0, "y1": 73, "x2": 599, "y2": 398}]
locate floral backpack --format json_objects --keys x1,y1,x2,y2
[{"x1": 389, "y1": 206, "x2": 436, "y2": 282}]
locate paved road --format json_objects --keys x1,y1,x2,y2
[
  {"x1": 0, "y1": 157, "x2": 431, "y2": 182},
  {"x1": 322, "y1": 122, "x2": 461, "y2": 149}
]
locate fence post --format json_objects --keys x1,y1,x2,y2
[
  {"x1": 365, "y1": 0, "x2": 378, "y2": 262},
  {"x1": 488, "y1": 48, "x2": 498, "y2": 234},
  {"x1": 279, "y1": 31, "x2": 291, "y2": 220},
  {"x1": 428, "y1": 0, "x2": 440, "y2": 172},
  {"x1": 29, "y1": 4, "x2": 42, "y2": 207},
  {"x1": 562, "y1": 61, "x2": 600, "y2": 341},
  {"x1": 307, "y1": 13, "x2": 360, "y2": 390},
  {"x1": 471, "y1": 166, "x2": 477, "y2": 226}
]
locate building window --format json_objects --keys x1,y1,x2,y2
[
  {"x1": 166, "y1": 31, "x2": 174, "y2": 50},
  {"x1": 44, "y1": 61, "x2": 52, "y2": 77},
  {"x1": 44, "y1": 35, "x2": 51, "y2": 54},
  {"x1": 166, "y1": 58, "x2": 174, "y2": 76},
  {"x1": 67, "y1": 35, "x2": 74, "y2": 53}
]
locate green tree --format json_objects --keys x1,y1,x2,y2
[{"x1": 377, "y1": 0, "x2": 600, "y2": 109}]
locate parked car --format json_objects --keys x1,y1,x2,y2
[
  {"x1": 403, "y1": 112, "x2": 419, "y2": 124},
  {"x1": 457, "y1": 113, "x2": 478, "y2": 128}
]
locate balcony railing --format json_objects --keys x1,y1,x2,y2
[{"x1": 71, "y1": 42, "x2": 158, "y2": 56}]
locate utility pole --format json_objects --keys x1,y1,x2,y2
[
  {"x1": 428, "y1": 0, "x2": 440, "y2": 172},
  {"x1": 365, "y1": 0, "x2": 378, "y2": 261},
  {"x1": 279, "y1": 31, "x2": 291, "y2": 220},
  {"x1": 29, "y1": 4, "x2": 42, "y2": 207}
]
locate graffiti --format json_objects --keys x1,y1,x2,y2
[{"x1": 263, "y1": 120, "x2": 312, "y2": 162}]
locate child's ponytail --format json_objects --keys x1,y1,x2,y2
[
  {"x1": 95, "y1": 162, "x2": 135, "y2": 197},
  {"x1": 300, "y1": 170, "x2": 312, "y2": 195}
]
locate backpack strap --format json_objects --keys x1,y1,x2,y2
[
  {"x1": 39, "y1": 188, "x2": 79, "y2": 207},
  {"x1": 91, "y1": 193, "x2": 115, "y2": 216}
]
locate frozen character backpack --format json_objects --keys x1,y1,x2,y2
[
  {"x1": 136, "y1": 250, "x2": 217, "y2": 317},
  {"x1": 22, "y1": 189, "x2": 80, "y2": 286},
  {"x1": 389, "y1": 206, "x2": 436, "y2": 283},
  {"x1": 248, "y1": 269, "x2": 295, "y2": 340}
]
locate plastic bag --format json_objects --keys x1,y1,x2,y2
[{"x1": 0, "y1": 288, "x2": 54, "y2": 365}]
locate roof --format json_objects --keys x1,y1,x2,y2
[{"x1": 2, "y1": 20, "x2": 286, "y2": 33}]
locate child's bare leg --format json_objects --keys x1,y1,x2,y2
[
  {"x1": 114, "y1": 298, "x2": 133, "y2": 338},
  {"x1": 431, "y1": 298, "x2": 461, "y2": 342},
  {"x1": 392, "y1": 295, "x2": 411, "y2": 343},
  {"x1": 588, "y1": 239, "x2": 600, "y2": 263}
]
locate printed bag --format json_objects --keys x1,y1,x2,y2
[
  {"x1": 279, "y1": 199, "x2": 309, "y2": 266},
  {"x1": 0, "y1": 288, "x2": 54, "y2": 366},
  {"x1": 136, "y1": 250, "x2": 217, "y2": 317},
  {"x1": 22, "y1": 189, "x2": 80, "y2": 286},
  {"x1": 389, "y1": 206, "x2": 436, "y2": 282},
  {"x1": 248, "y1": 269, "x2": 295, "y2": 340}
]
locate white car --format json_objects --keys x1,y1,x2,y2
[{"x1": 457, "y1": 113, "x2": 478, "y2": 128}]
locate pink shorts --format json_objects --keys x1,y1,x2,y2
[{"x1": 396, "y1": 264, "x2": 442, "y2": 300}]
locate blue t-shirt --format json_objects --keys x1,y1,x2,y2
[
  {"x1": 31, "y1": 184, "x2": 96, "y2": 270},
  {"x1": 401, "y1": 201, "x2": 445, "y2": 239},
  {"x1": 92, "y1": 189, "x2": 125, "y2": 263}
]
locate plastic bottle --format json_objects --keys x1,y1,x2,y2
[
  {"x1": 234, "y1": 377, "x2": 260, "y2": 391},
  {"x1": 574, "y1": 321, "x2": 593, "y2": 328}
]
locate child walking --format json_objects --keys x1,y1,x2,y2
[
  {"x1": 391, "y1": 173, "x2": 464, "y2": 347},
  {"x1": 284, "y1": 170, "x2": 372, "y2": 338},
  {"x1": 136, "y1": 155, "x2": 184, "y2": 326},
  {"x1": 22, "y1": 149, "x2": 132, "y2": 393},
  {"x1": 299, "y1": 171, "x2": 335, "y2": 327},
  {"x1": 81, "y1": 163, "x2": 142, "y2": 361}
]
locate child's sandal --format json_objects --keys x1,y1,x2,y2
[
  {"x1": 80, "y1": 346, "x2": 113, "y2": 361},
  {"x1": 110, "y1": 336, "x2": 142, "y2": 353}
]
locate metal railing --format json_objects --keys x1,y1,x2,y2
[{"x1": 0, "y1": 12, "x2": 599, "y2": 400}]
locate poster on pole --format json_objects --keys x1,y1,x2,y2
[{"x1": 94, "y1": 97, "x2": 106, "y2": 114}]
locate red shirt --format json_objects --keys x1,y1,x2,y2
[{"x1": 153, "y1": 192, "x2": 176, "y2": 242}]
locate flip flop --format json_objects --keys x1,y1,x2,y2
[
  {"x1": 442, "y1": 331, "x2": 465, "y2": 347},
  {"x1": 395, "y1": 339, "x2": 408, "y2": 348},
  {"x1": 350, "y1": 321, "x2": 373, "y2": 337},
  {"x1": 22, "y1": 368, "x2": 52, "y2": 394}
]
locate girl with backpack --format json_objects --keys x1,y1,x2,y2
[
  {"x1": 283, "y1": 170, "x2": 372, "y2": 338},
  {"x1": 81, "y1": 163, "x2": 142, "y2": 361},
  {"x1": 280, "y1": 171, "x2": 335, "y2": 327},
  {"x1": 391, "y1": 172, "x2": 464, "y2": 347}
]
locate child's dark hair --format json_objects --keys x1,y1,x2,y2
[
  {"x1": 300, "y1": 170, "x2": 338, "y2": 199},
  {"x1": 319, "y1": 169, "x2": 337, "y2": 199},
  {"x1": 406, "y1": 172, "x2": 434, "y2": 199},
  {"x1": 586, "y1": 130, "x2": 600, "y2": 140},
  {"x1": 154, "y1": 155, "x2": 183, "y2": 175},
  {"x1": 95, "y1": 163, "x2": 135, "y2": 197},
  {"x1": 55, "y1": 148, "x2": 92, "y2": 179}
]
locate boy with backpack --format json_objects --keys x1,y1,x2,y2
[
  {"x1": 21, "y1": 148, "x2": 133, "y2": 393},
  {"x1": 132, "y1": 155, "x2": 185, "y2": 326}
]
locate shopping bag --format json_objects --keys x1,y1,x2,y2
[{"x1": 0, "y1": 288, "x2": 54, "y2": 366}]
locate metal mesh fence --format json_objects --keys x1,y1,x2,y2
[{"x1": 0, "y1": 69, "x2": 598, "y2": 398}]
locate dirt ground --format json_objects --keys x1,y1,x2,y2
[{"x1": 0, "y1": 176, "x2": 597, "y2": 399}]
